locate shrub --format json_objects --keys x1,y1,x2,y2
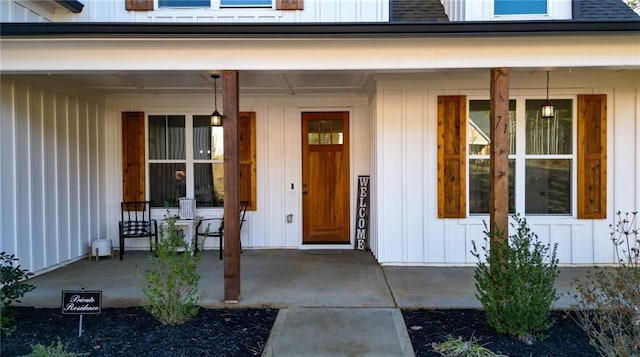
[
  {"x1": 26, "y1": 339, "x2": 88, "y2": 357},
  {"x1": 471, "y1": 214, "x2": 560, "y2": 342},
  {"x1": 433, "y1": 335, "x2": 506, "y2": 357},
  {"x1": 571, "y1": 211, "x2": 640, "y2": 357},
  {"x1": 1, "y1": 252, "x2": 36, "y2": 335},
  {"x1": 140, "y1": 214, "x2": 201, "y2": 325}
]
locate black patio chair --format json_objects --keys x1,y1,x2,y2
[
  {"x1": 119, "y1": 201, "x2": 158, "y2": 260},
  {"x1": 195, "y1": 201, "x2": 248, "y2": 260}
]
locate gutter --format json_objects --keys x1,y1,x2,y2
[
  {"x1": 54, "y1": 1, "x2": 85, "y2": 13},
  {"x1": 1, "y1": 20, "x2": 639, "y2": 38}
]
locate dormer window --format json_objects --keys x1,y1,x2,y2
[
  {"x1": 220, "y1": 0, "x2": 272, "y2": 6},
  {"x1": 494, "y1": 0, "x2": 548, "y2": 16},
  {"x1": 158, "y1": 0, "x2": 209, "y2": 7}
]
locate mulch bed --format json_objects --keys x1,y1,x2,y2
[
  {"x1": 402, "y1": 309, "x2": 597, "y2": 357},
  {"x1": 1, "y1": 307, "x2": 278, "y2": 357}
]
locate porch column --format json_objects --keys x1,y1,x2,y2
[
  {"x1": 223, "y1": 70, "x2": 241, "y2": 302},
  {"x1": 489, "y1": 68, "x2": 510, "y2": 266}
]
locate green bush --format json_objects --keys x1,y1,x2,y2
[
  {"x1": 140, "y1": 214, "x2": 201, "y2": 325},
  {"x1": 1, "y1": 252, "x2": 36, "y2": 335},
  {"x1": 471, "y1": 214, "x2": 560, "y2": 342},
  {"x1": 25, "y1": 339, "x2": 87, "y2": 357},
  {"x1": 571, "y1": 211, "x2": 640, "y2": 357}
]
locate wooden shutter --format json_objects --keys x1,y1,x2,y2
[
  {"x1": 438, "y1": 96, "x2": 467, "y2": 218},
  {"x1": 577, "y1": 94, "x2": 607, "y2": 219},
  {"x1": 125, "y1": 0, "x2": 153, "y2": 11},
  {"x1": 239, "y1": 112, "x2": 257, "y2": 211},
  {"x1": 276, "y1": 0, "x2": 303, "y2": 10},
  {"x1": 122, "y1": 112, "x2": 146, "y2": 202}
]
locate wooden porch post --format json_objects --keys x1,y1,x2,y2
[
  {"x1": 223, "y1": 70, "x2": 241, "y2": 302},
  {"x1": 489, "y1": 68, "x2": 510, "y2": 266}
]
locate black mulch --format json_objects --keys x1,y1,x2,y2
[
  {"x1": 402, "y1": 309, "x2": 597, "y2": 357},
  {"x1": 1, "y1": 307, "x2": 278, "y2": 357}
]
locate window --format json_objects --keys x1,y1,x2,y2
[
  {"x1": 158, "y1": 0, "x2": 210, "y2": 7},
  {"x1": 468, "y1": 98, "x2": 573, "y2": 215},
  {"x1": 146, "y1": 113, "x2": 256, "y2": 210},
  {"x1": 494, "y1": 0, "x2": 547, "y2": 15},
  {"x1": 220, "y1": 0, "x2": 272, "y2": 7}
]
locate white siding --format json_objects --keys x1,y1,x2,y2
[
  {"x1": 374, "y1": 70, "x2": 640, "y2": 265},
  {"x1": 3, "y1": 0, "x2": 388, "y2": 23},
  {"x1": 0, "y1": 78, "x2": 106, "y2": 273},
  {"x1": 105, "y1": 93, "x2": 373, "y2": 251}
]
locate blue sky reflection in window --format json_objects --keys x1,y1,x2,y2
[
  {"x1": 159, "y1": 0, "x2": 209, "y2": 7},
  {"x1": 221, "y1": 0, "x2": 272, "y2": 6},
  {"x1": 494, "y1": 0, "x2": 547, "y2": 15}
]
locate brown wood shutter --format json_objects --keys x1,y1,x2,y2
[
  {"x1": 122, "y1": 112, "x2": 146, "y2": 202},
  {"x1": 438, "y1": 96, "x2": 467, "y2": 218},
  {"x1": 126, "y1": 0, "x2": 153, "y2": 11},
  {"x1": 276, "y1": 0, "x2": 303, "y2": 10},
  {"x1": 577, "y1": 94, "x2": 607, "y2": 219},
  {"x1": 239, "y1": 111, "x2": 257, "y2": 211}
]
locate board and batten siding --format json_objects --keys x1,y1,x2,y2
[
  {"x1": 1, "y1": 0, "x2": 388, "y2": 23},
  {"x1": 0, "y1": 78, "x2": 106, "y2": 273},
  {"x1": 374, "y1": 70, "x2": 639, "y2": 265},
  {"x1": 104, "y1": 93, "x2": 372, "y2": 252}
]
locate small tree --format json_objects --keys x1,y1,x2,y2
[
  {"x1": 571, "y1": 211, "x2": 639, "y2": 357},
  {"x1": 471, "y1": 214, "x2": 560, "y2": 342},
  {"x1": 1, "y1": 252, "x2": 36, "y2": 335},
  {"x1": 140, "y1": 214, "x2": 201, "y2": 325}
]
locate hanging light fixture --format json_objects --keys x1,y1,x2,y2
[
  {"x1": 540, "y1": 71, "x2": 555, "y2": 119},
  {"x1": 210, "y1": 74, "x2": 223, "y2": 127}
]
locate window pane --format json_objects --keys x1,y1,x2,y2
[
  {"x1": 332, "y1": 133, "x2": 343, "y2": 145},
  {"x1": 194, "y1": 163, "x2": 222, "y2": 207},
  {"x1": 221, "y1": 0, "x2": 271, "y2": 6},
  {"x1": 469, "y1": 159, "x2": 515, "y2": 214},
  {"x1": 495, "y1": 0, "x2": 547, "y2": 15},
  {"x1": 308, "y1": 120, "x2": 318, "y2": 132},
  {"x1": 468, "y1": 100, "x2": 516, "y2": 155},
  {"x1": 319, "y1": 120, "x2": 331, "y2": 132},
  {"x1": 159, "y1": 0, "x2": 210, "y2": 7},
  {"x1": 309, "y1": 133, "x2": 319, "y2": 145},
  {"x1": 525, "y1": 159, "x2": 571, "y2": 214},
  {"x1": 526, "y1": 99, "x2": 573, "y2": 155},
  {"x1": 148, "y1": 115, "x2": 185, "y2": 160},
  {"x1": 149, "y1": 163, "x2": 186, "y2": 208},
  {"x1": 211, "y1": 127, "x2": 224, "y2": 161},
  {"x1": 333, "y1": 119, "x2": 343, "y2": 132},
  {"x1": 320, "y1": 133, "x2": 331, "y2": 145},
  {"x1": 193, "y1": 115, "x2": 212, "y2": 160}
]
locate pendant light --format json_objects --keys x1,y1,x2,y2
[
  {"x1": 210, "y1": 74, "x2": 223, "y2": 127},
  {"x1": 540, "y1": 71, "x2": 555, "y2": 119}
]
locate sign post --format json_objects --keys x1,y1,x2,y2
[
  {"x1": 355, "y1": 175, "x2": 370, "y2": 251},
  {"x1": 61, "y1": 290, "x2": 102, "y2": 337}
]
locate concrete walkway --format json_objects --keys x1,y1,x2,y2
[{"x1": 17, "y1": 249, "x2": 589, "y2": 356}]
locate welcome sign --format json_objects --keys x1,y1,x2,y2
[
  {"x1": 61, "y1": 290, "x2": 102, "y2": 315},
  {"x1": 355, "y1": 175, "x2": 370, "y2": 251}
]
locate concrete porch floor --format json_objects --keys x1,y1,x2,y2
[
  {"x1": 16, "y1": 249, "x2": 591, "y2": 356},
  {"x1": 18, "y1": 249, "x2": 588, "y2": 309}
]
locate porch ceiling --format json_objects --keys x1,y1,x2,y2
[{"x1": 39, "y1": 70, "x2": 376, "y2": 95}]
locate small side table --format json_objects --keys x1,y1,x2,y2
[
  {"x1": 159, "y1": 217, "x2": 201, "y2": 252},
  {"x1": 90, "y1": 239, "x2": 113, "y2": 261}
]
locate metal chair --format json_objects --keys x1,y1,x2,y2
[
  {"x1": 195, "y1": 201, "x2": 248, "y2": 260},
  {"x1": 119, "y1": 201, "x2": 158, "y2": 260}
]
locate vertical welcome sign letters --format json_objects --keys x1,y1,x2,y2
[{"x1": 355, "y1": 175, "x2": 370, "y2": 251}]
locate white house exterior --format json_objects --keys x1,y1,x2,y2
[{"x1": 1, "y1": 0, "x2": 639, "y2": 275}]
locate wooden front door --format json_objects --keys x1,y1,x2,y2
[{"x1": 302, "y1": 112, "x2": 350, "y2": 244}]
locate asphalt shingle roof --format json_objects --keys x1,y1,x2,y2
[
  {"x1": 392, "y1": 0, "x2": 449, "y2": 22},
  {"x1": 574, "y1": 0, "x2": 639, "y2": 20}
]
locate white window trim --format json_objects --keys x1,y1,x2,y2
[
  {"x1": 146, "y1": 112, "x2": 223, "y2": 215},
  {"x1": 467, "y1": 95, "x2": 577, "y2": 217}
]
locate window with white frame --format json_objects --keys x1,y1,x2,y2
[
  {"x1": 158, "y1": 0, "x2": 210, "y2": 8},
  {"x1": 220, "y1": 0, "x2": 272, "y2": 7},
  {"x1": 148, "y1": 114, "x2": 224, "y2": 208},
  {"x1": 494, "y1": 0, "x2": 548, "y2": 16},
  {"x1": 468, "y1": 97, "x2": 574, "y2": 215}
]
